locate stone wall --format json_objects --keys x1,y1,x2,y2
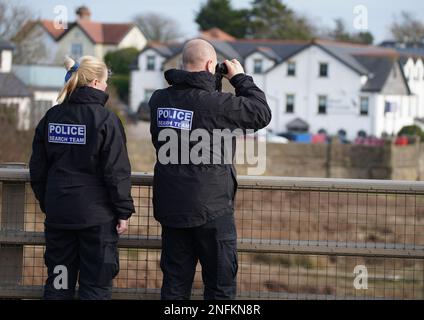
[{"x1": 127, "y1": 136, "x2": 424, "y2": 181}]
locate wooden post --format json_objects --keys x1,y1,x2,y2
[{"x1": 0, "y1": 163, "x2": 26, "y2": 286}]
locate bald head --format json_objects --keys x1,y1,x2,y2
[{"x1": 182, "y1": 39, "x2": 217, "y2": 73}]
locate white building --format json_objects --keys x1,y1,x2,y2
[
  {"x1": 0, "y1": 40, "x2": 32, "y2": 130},
  {"x1": 130, "y1": 34, "x2": 423, "y2": 141}
]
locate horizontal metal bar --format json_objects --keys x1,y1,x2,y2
[
  {"x1": 237, "y1": 175, "x2": 424, "y2": 193},
  {"x1": 237, "y1": 242, "x2": 424, "y2": 259},
  {"x1": 0, "y1": 232, "x2": 163, "y2": 249},
  {"x1": 2, "y1": 168, "x2": 424, "y2": 193},
  {"x1": 1, "y1": 231, "x2": 423, "y2": 259}
]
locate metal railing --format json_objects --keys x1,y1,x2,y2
[{"x1": 0, "y1": 168, "x2": 423, "y2": 299}]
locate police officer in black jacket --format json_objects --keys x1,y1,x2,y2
[
  {"x1": 29, "y1": 56, "x2": 135, "y2": 300},
  {"x1": 149, "y1": 39, "x2": 272, "y2": 299}
]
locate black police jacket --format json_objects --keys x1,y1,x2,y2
[
  {"x1": 29, "y1": 86, "x2": 135, "y2": 229},
  {"x1": 149, "y1": 69, "x2": 272, "y2": 228}
]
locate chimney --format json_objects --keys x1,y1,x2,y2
[{"x1": 76, "y1": 6, "x2": 91, "y2": 21}]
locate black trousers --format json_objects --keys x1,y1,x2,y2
[
  {"x1": 43, "y1": 220, "x2": 119, "y2": 300},
  {"x1": 160, "y1": 214, "x2": 238, "y2": 300}
]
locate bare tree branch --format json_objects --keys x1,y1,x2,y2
[
  {"x1": 0, "y1": 0, "x2": 46, "y2": 64},
  {"x1": 134, "y1": 12, "x2": 184, "y2": 42},
  {"x1": 390, "y1": 11, "x2": 424, "y2": 43}
]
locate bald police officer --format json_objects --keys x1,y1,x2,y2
[{"x1": 149, "y1": 39, "x2": 271, "y2": 300}]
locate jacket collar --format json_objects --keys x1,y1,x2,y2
[
  {"x1": 67, "y1": 86, "x2": 109, "y2": 106},
  {"x1": 165, "y1": 69, "x2": 216, "y2": 92}
]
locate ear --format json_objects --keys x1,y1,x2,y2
[{"x1": 206, "y1": 60, "x2": 215, "y2": 74}]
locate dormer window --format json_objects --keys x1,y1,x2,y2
[
  {"x1": 287, "y1": 61, "x2": 296, "y2": 76},
  {"x1": 319, "y1": 62, "x2": 329, "y2": 77},
  {"x1": 147, "y1": 55, "x2": 156, "y2": 71},
  {"x1": 254, "y1": 59, "x2": 263, "y2": 74}
]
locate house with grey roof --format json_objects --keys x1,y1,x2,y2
[
  {"x1": 130, "y1": 32, "x2": 420, "y2": 140},
  {"x1": 13, "y1": 64, "x2": 64, "y2": 127},
  {"x1": 0, "y1": 40, "x2": 32, "y2": 130},
  {"x1": 381, "y1": 41, "x2": 424, "y2": 130},
  {"x1": 0, "y1": 39, "x2": 66, "y2": 130}
]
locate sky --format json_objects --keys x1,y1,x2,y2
[{"x1": 18, "y1": 0, "x2": 424, "y2": 43}]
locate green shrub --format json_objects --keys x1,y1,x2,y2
[
  {"x1": 398, "y1": 125, "x2": 424, "y2": 141},
  {"x1": 104, "y1": 47, "x2": 139, "y2": 75},
  {"x1": 110, "y1": 74, "x2": 129, "y2": 103}
]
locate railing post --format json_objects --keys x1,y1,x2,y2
[{"x1": 0, "y1": 163, "x2": 26, "y2": 287}]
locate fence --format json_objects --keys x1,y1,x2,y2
[{"x1": 0, "y1": 168, "x2": 423, "y2": 299}]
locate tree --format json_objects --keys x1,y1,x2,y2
[
  {"x1": 356, "y1": 32, "x2": 374, "y2": 45},
  {"x1": 104, "y1": 47, "x2": 139, "y2": 104},
  {"x1": 247, "y1": 0, "x2": 313, "y2": 40},
  {"x1": 134, "y1": 12, "x2": 183, "y2": 42},
  {"x1": 195, "y1": 0, "x2": 249, "y2": 38},
  {"x1": 195, "y1": 0, "x2": 314, "y2": 40},
  {"x1": 328, "y1": 18, "x2": 374, "y2": 44},
  {"x1": 390, "y1": 11, "x2": 424, "y2": 43},
  {"x1": 331, "y1": 18, "x2": 351, "y2": 42},
  {"x1": 0, "y1": 0, "x2": 46, "y2": 63}
]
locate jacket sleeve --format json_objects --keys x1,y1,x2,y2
[
  {"x1": 29, "y1": 116, "x2": 48, "y2": 213},
  {"x1": 217, "y1": 73, "x2": 272, "y2": 132},
  {"x1": 100, "y1": 113, "x2": 135, "y2": 220}
]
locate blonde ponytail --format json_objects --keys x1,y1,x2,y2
[{"x1": 57, "y1": 55, "x2": 108, "y2": 104}]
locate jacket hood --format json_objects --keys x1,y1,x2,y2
[
  {"x1": 67, "y1": 86, "x2": 109, "y2": 106},
  {"x1": 164, "y1": 69, "x2": 216, "y2": 92}
]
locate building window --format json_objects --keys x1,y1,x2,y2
[
  {"x1": 318, "y1": 95, "x2": 327, "y2": 114},
  {"x1": 360, "y1": 97, "x2": 369, "y2": 116},
  {"x1": 147, "y1": 55, "x2": 156, "y2": 71},
  {"x1": 286, "y1": 94, "x2": 295, "y2": 113},
  {"x1": 287, "y1": 61, "x2": 296, "y2": 76},
  {"x1": 319, "y1": 62, "x2": 329, "y2": 77},
  {"x1": 144, "y1": 89, "x2": 155, "y2": 102},
  {"x1": 71, "y1": 43, "x2": 83, "y2": 58},
  {"x1": 254, "y1": 59, "x2": 263, "y2": 74}
]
